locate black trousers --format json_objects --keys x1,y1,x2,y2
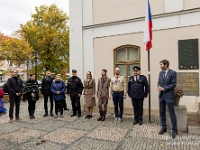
[
  {"x1": 132, "y1": 98, "x2": 144, "y2": 121},
  {"x1": 112, "y1": 92, "x2": 124, "y2": 118},
  {"x1": 159, "y1": 99, "x2": 177, "y2": 131},
  {"x1": 70, "y1": 95, "x2": 81, "y2": 115},
  {"x1": 63, "y1": 99, "x2": 67, "y2": 110},
  {"x1": 27, "y1": 95, "x2": 36, "y2": 115},
  {"x1": 9, "y1": 96, "x2": 21, "y2": 119},
  {"x1": 44, "y1": 95, "x2": 53, "y2": 114},
  {"x1": 55, "y1": 100, "x2": 64, "y2": 115}
]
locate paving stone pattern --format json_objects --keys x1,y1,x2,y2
[{"x1": 1, "y1": 99, "x2": 200, "y2": 150}]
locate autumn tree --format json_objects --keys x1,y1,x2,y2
[
  {"x1": 0, "y1": 37, "x2": 34, "y2": 67},
  {"x1": 20, "y1": 4, "x2": 69, "y2": 78}
]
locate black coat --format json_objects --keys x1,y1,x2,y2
[
  {"x1": 128, "y1": 75, "x2": 149, "y2": 99},
  {"x1": 7, "y1": 77, "x2": 23, "y2": 97},
  {"x1": 66, "y1": 76, "x2": 83, "y2": 96},
  {"x1": 24, "y1": 79, "x2": 39, "y2": 100},
  {"x1": 41, "y1": 76, "x2": 53, "y2": 95}
]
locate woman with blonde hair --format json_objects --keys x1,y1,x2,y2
[{"x1": 83, "y1": 71, "x2": 96, "y2": 119}]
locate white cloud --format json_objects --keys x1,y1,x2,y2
[{"x1": 0, "y1": 0, "x2": 69, "y2": 35}]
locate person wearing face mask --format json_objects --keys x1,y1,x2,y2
[
  {"x1": 128, "y1": 66, "x2": 149, "y2": 126},
  {"x1": 41, "y1": 70, "x2": 54, "y2": 117},
  {"x1": 157, "y1": 59, "x2": 177, "y2": 139},
  {"x1": 23, "y1": 74, "x2": 39, "y2": 119},
  {"x1": 66, "y1": 69, "x2": 83, "y2": 117},
  {"x1": 96, "y1": 69, "x2": 111, "y2": 121},
  {"x1": 109, "y1": 67, "x2": 126, "y2": 124},
  {"x1": 83, "y1": 71, "x2": 96, "y2": 119},
  {"x1": 51, "y1": 74, "x2": 66, "y2": 118}
]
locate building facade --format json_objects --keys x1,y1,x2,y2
[{"x1": 69, "y1": 0, "x2": 200, "y2": 113}]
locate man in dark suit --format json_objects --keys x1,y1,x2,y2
[
  {"x1": 128, "y1": 66, "x2": 149, "y2": 125},
  {"x1": 7, "y1": 70, "x2": 23, "y2": 123},
  {"x1": 41, "y1": 70, "x2": 53, "y2": 117},
  {"x1": 157, "y1": 59, "x2": 177, "y2": 138}
]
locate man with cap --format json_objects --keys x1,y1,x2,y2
[
  {"x1": 128, "y1": 66, "x2": 149, "y2": 125},
  {"x1": 67, "y1": 69, "x2": 83, "y2": 117},
  {"x1": 97, "y1": 69, "x2": 111, "y2": 121}
]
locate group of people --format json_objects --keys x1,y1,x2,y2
[{"x1": 1, "y1": 59, "x2": 178, "y2": 138}]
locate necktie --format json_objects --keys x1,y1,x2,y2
[
  {"x1": 115, "y1": 77, "x2": 118, "y2": 84},
  {"x1": 163, "y1": 72, "x2": 166, "y2": 80},
  {"x1": 135, "y1": 76, "x2": 138, "y2": 82}
]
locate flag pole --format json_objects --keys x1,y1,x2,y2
[{"x1": 148, "y1": 49, "x2": 151, "y2": 123}]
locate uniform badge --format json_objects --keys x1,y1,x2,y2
[{"x1": 130, "y1": 79, "x2": 132, "y2": 82}]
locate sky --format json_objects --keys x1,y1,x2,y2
[{"x1": 0, "y1": 0, "x2": 69, "y2": 35}]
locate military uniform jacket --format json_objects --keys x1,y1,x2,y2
[
  {"x1": 83, "y1": 79, "x2": 95, "y2": 95},
  {"x1": 97, "y1": 77, "x2": 111, "y2": 98},
  {"x1": 66, "y1": 76, "x2": 83, "y2": 96},
  {"x1": 128, "y1": 75, "x2": 149, "y2": 99}
]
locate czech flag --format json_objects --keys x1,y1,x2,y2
[{"x1": 144, "y1": 0, "x2": 152, "y2": 51}]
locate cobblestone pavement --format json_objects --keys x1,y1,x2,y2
[{"x1": 1, "y1": 99, "x2": 200, "y2": 150}]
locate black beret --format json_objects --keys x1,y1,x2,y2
[
  {"x1": 133, "y1": 66, "x2": 141, "y2": 70},
  {"x1": 72, "y1": 69, "x2": 77, "y2": 73}
]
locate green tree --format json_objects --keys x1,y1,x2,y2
[{"x1": 20, "y1": 4, "x2": 69, "y2": 78}]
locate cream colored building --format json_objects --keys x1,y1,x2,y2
[{"x1": 69, "y1": 0, "x2": 200, "y2": 114}]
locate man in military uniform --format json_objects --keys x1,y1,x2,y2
[
  {"x1": 128, "y1": 66, "x2": 149, "y2": 125},
  {"x1": 109, "y1": 67, "x2": 126, "y2": 123},
  {"x1": 67, "y1": 69, "x2": 83, "y2": 117},
  {"x1": 97, "y1": 69, "x2": 111, "y2": 121}
]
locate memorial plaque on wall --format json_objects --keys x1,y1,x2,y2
[
  {"x1": 178, "y1": 39, "x2": 199, "y2": 69},
  {"x1": 177, "y1": 72, "x2": 199, "y2": 96}
]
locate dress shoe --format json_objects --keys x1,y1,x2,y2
[
  {"x1": 60, "y1": 115, "x2": 64, "y2": 118},
  {"x1": 9, "y1": 118, "x2": 13, "y2": 123},
  {"x1": 139, "y1": 120, "x2": 142, "y2": 125},
  {"x1": 159, "y1": 128, "x2": 167, "y2": 135},
  {"x1": 85, "y1": 115, "x2": 90, "y2": 119},
  {"x1": 172, "y1": 131, "x2": 178, "y2": 138},
  {"x1": 133, "y1": 120, "x2": 138, "y2": 125},
  {"x1": 43, "y1": 114, "x2": 48, "y2": 117},
  {"x1": 64, "y1": 108, "x2": 69, "y2": 111},
  {"x1": 29, "y1": 115, "x2": 34, "y2": 119},
  {"x1": 88, "y1": 115, "x2": 93, "y2": 119},
  {"x1": 70, "y1": 114, "x2": 76, "y2": 117},
  {"x1": 50, "y1": 114, "x2": 53, "y2": 117},
  {"x1": 16, "y1": 117, "x2": 22, "y2": 121},
  {"x1": 32, "y1": 114, "x2": 35, "y2": 119},
  {"x1": 78, "y1": 114, "x2": 81, "y2": 118}
]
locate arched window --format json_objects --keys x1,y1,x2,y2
[{"x1": 114, "y1": 45, "x2": 140, "y2": 82}]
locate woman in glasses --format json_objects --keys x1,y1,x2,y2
[
  {"x1": 83, "y1": 71, "x2": 96, "y2": 119},
  {"x1": 51, "y1": 74, "x2": 66, "y2": 118}
]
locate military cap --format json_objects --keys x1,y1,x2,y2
[
  {"x1": 133, "y1": 66, "x2": 141, "y2": 70},
  {"x1": 102, "y1": 69, "x2": 107, "y2": 73},
  {"x1": 72, "y1": 69, "x2": 77, "y2": 73}
]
